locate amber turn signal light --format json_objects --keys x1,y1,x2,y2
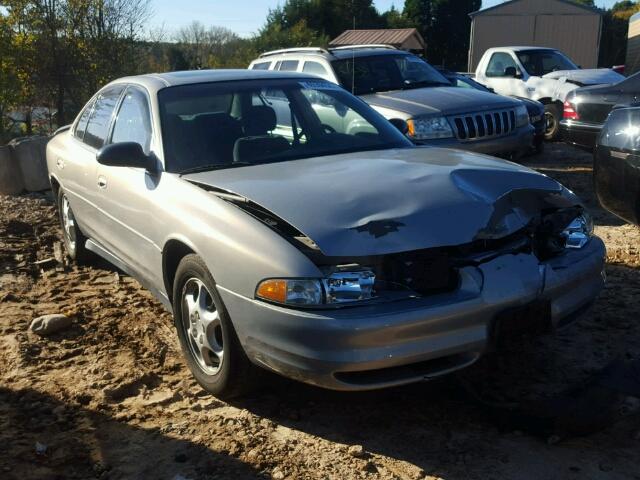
[{"x1": 256, "y1": 279, "x2": 287, "y2": 303}]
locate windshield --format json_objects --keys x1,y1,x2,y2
[
  {"x1": 158, "y1": 78, "x2": 411, "y2": 173},
  {"x1": 516, "y1": 49, "x2": 578, "y2": 76},
  {"x1": 444, "y1": 72, "x2": 493, "y2": 93},
  {"x1": 331, "y1": 53, "x2": 451, "y2": 95}
]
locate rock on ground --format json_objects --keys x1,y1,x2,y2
[{"x1": 29, "y1": 314, "x2": 72, "y2": 336}]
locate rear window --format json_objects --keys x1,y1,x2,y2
[
  {"x1": 74, "y1": 100, "x2": 95, "y2": 140},
  {"x1": 83, "y1": 86, "x2": 125, "y2": 149},
  {"x1": 278, "y1": 60, "x2": 299, "y2": 72},
  {"x1": 252, "y1": 61, "x2": 271, "y2": 70}
]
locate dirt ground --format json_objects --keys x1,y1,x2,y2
[{"x1": 1, "y1": 143, "x2": 640, "y2": 480}]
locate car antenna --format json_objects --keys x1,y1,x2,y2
[{"x1": 351, "y1": 4, "x2": 355, "y2": 95}]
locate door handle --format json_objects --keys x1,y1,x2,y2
[{"x1": 97, "y1": 176, "x2": 107, "y2": 189}]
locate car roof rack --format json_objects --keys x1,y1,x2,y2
[
  {"x1": 329, "y1": 44, "x2": 397, "y2": 51},
  {"x1": 259, "y1": 47, "x2": 330, "y2": 58}
]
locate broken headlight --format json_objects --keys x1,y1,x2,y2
[
  {"x1": 561, "y1": 213, "x2": 593, "y2": 249},
  {"x1": 255, "y1": 267, "x2": 376, "y2": 306}
]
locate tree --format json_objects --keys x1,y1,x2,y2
[
  {"x1": 261, "y1": 0, "x2": 384, "y2": 41},
  {"x1": 599, "y1": 0, "x2": 640, "y2": 67},
  {"x1": 403, "y1": 0, "x2": 480, "y2": 69}
]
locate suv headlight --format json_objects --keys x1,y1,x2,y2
[
  {"x1": 407, "y1": 116, "x2": 454, "y2": 140},
  {"x1": 256, "y1": 268, "x2": 376, "y2": 306},
  {"x1": 515, "y1": 104, "x2": 529, "y2": 127},
  {"x1": 562, "y1": 213, "x2": 593, "y2": 249}
]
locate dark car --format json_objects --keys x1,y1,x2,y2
[
  {"x1": 594, "y1": 105, "x2": 640, "y2": 225},
  {"x1": 561, "y1": 72, "x2": 640, "y2": 151},
  {"x1": 437, "y1": 68, "x2": 546, "y2": 154}
]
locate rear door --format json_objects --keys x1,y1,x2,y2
[{"x1": 63, "y1": 85, "x2": 124, "y2": 239}]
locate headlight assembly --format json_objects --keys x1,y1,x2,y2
[
  {"x1": 562, "y1": 213, "x2": 593, "y2": 249},
  {"x1": 256, "y1": 267, "x2": 376, "y2": 307},
  {"x1": 515, "y1": 104, "x2": 529, "y2": 128},
  {"x1": 407, "y1": 116, "x2": 454, "y2": 140}
]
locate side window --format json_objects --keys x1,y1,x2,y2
[
  {"x1": 111, "y1": 87, "x2": 152, "y2": 154},
  {"x1": 278, "y1": 60, "x2": 299, "y2": 72},
  {"x1": 486, "y1": 52, "x2": 518, "y2": 78},
  {"x1": 84, "y1": 86, "x2": 125, "y2": 149},
  {"x1": 302, "y1": 61, "x2": 329, "y2": 77},
  {"x1": 251, "y1": 61, "x2": 271, "y2": 70},
  {"x1": 74, "y1": 100, "x2": 95, "y2": 140},
  {"x1": 455, "y1": 79, "x2": 473, "y2": 88}
]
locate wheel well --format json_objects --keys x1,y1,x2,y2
[
  {"x1": 538, "y1": 98, "x2": 562, "y2": 109},
  {"x1": 163, "y1": 240, "x2": 195, "y2": 303},
  {"x1": 50, "y1": 176, "x2": 60, "y2": 198}
]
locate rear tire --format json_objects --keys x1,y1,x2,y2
[
  {"x1": 57, "y1": 188, "x2": 89, "y2": 262},
  {"x1": 172, "y1": 254, "x2": 261, "y2": 398},
  {"x1": 544, "y1": 103, "x2": 561, "y2": 141}
]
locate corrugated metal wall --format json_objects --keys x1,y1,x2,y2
[
  {"x1": 468, "y1": 0, "x2": 601, "y2": 72},
  {"x1": 626, "y1": 15, "x2": 640, "y2": 76}
]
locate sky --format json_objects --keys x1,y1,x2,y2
[{"x1": 150, "y1": 0, "x2": 621, "y2": 38}]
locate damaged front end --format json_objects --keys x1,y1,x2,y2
[{"x1": 198, "y1": 182, "x2": 595, "y2": 309}]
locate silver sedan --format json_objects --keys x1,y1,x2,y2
[{"x1": 47, "y1": 70, "x2": 605, "y2": 397}]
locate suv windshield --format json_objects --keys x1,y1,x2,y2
[
  {"x1": 158, "y1": 78, "x2": 411, "y2": 173},
  {"x1": 332, "y1": 53, "x2": 451, "y2": 95},
  {"x1": 516, "y1": 49, "x2": 578, "y2": 76}
]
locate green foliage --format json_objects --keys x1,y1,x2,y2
[
  {"x1": 403, "y1": 0, "x2": 481, "y2": 70},
  {"x1": 0, "y1": 0, "x2": 151, "y2": 133}
]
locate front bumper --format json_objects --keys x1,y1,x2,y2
[
  {"x1": 415, "y1": 124, "x2": 534, "y2": 156},
  {"x1": 560, "y1": 120, "x2": 601, "y2": 151},
  {"x1": 218, "y1": 237, "x2": 606, "y2": 391}
]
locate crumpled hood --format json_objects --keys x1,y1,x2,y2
[
  {"x1": 184, "y1": 148, "x2": 578, "y2": 257},
  {"x1": 360, "y1": 87, "x2": 518, "y2": 117},
  {"x1": 542, "y1": 68, "x2": 625, "y2": 85}
]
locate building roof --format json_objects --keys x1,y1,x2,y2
[
  {"x1": 469, "y1": 0, "x2": 601, "y2": 17},
  {"x1": 329, "y1": 29, "x2": 426, "y2": 50}
]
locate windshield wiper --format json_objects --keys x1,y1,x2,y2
[
  {"x1": 178, "y1": 162, "x2": 252, "y2": 176},
  {"x1": 402, "y1": 80, "x2": 451, "y2": 89}
]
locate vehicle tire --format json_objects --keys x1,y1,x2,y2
[
  {"x1": 172, "y1": 254, "x2": 261, "y2": 399},
  {"x1": 57, "y1": 188, "x2": 89, "y2": 262},
  {"x1": 544, "y1": 103, "x2": 561, "y2": 141}
]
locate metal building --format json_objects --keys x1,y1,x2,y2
[
  {"x1": 468, "y1": 0, "x2": 602, "y2": 72},
  {"x1": 626, "y1": 12, "x2": 640, "y2": 76}
]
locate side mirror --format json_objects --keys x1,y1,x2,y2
[
  {"x1": 504, "y1": 66, "x2": 519, "y2": 78},
  {"x1": 389, "y1": 118, "x2": 409, "y2": 135},
  {"x1": 97, "y1": 142, "x2": 155, "y2": 172}
]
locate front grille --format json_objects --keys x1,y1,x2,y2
[{"x1": 450, "y1": 109, "x2": 517, "y2": 141}]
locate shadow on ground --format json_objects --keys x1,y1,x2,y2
[{"x1": 0, "y1": 387, "x2": 263, "y2": 480}]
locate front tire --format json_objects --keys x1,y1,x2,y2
[
  {"x1": 172, "y1": 254, "x2": 260, "y2": 398},
  {"x1": 57, "y1": 188, "x2": 88, "y2": 262},
  {"x1": 544, "y1": 103, "x2": 561, "y2": 141}
]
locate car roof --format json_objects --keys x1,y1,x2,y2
[
  {"x1": 330, "y1": 48, "x2": 409, "y2": 60},
  {"x1": 107, "y1": 69, "x2": 315, "y2": 94},
  {"x1": 490, "y1": 46, "x2": 557, "y2": 52},
  {"x1": 254, "y1": 48, "x2": 411, "y2": 62}
]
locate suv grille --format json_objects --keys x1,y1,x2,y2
[{"x1": 450, "y1": 109, "x2": 517, "y2": 142}]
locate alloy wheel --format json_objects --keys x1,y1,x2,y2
[{"x1": 181, "y1": 277, "x2": 224, "y2": 375}]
